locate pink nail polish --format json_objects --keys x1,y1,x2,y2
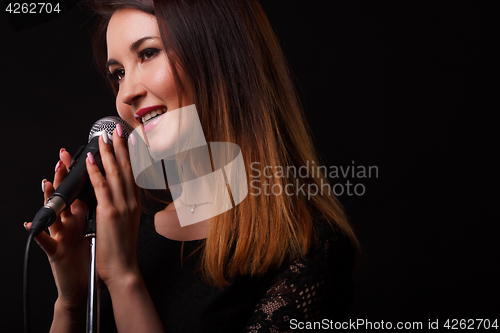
[
  {"x1": 23, "y1": 222, "x2": 28, "y2": 231},
  {"x1": 41, "y1": 179, "x2": 47, "y2": 193},
  {"x1": 116, "y1": 123, "x2": 123, "y2": 138},
  {"x1": 87, "y1": 152, "x2": 95, "y2": 164},
  {"x1": 59, "y1": 148, "x2": 66, "y2": 160},
  {"x1": 55, "y1": 161, "x2": 62, "y2": 173},
  {"x1": 129, "y1": 133, "x2": 136, "y2": 146}
]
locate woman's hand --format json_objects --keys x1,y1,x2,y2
[
  {"x1": 26, "y1": 149, "x2": 90, "y2": 319},
  {"x1": 85, "y1": 125, "x2": 141, "y2": 290},
  {"x1": 86, "y1": 125, "x2": 164, "y2": 332},
  {"x1": 27, "y1": 124, "x2": 162, "y2": 332}
]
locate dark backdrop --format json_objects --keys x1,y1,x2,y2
[{"x1": 1, "y1": 1, "x2": 498, "y2": 331}]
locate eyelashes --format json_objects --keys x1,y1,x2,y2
[
  {"x1": 107, "y1": 68, "x2": 125, "y2": 83},
  {"x1": 139, "y1": 48, "x2": 160, "y2": 61},
  {"x1": 107, "y1": 48, "x2": 161, "y2": 83}
]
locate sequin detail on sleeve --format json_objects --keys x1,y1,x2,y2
[{"x1": 245, "y1": 235, "x2": 350, "y2": 332}]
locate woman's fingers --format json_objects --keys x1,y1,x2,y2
[
  {"x1": 53, "y1": 159, "x2": 68, "y2": 189},
  {"x1": 97, "y1": 133, "x2": 128, "y2": 206},
  {"x1": 43, "y1": 180, "x2": 64, "y2": 236},
  {"x1": 113, "y1": 125, "x2": 139, "y2": 204},
  {"x1": 97, "y1": 130, "x2": 139, "y2": 210},
  {"x1": 49, "y1": 157, "x2": 71, "y2": 234},
  {"x1": 86, "y1": 145, "x2": 114, "y2": 210},
  {"x1": 60, "y1": 148, "x2": 73, "y2": 172},
  {"x1": 45, "y1": 148, "x2": 84, "y2": 236},
  {"x1": 25, "y1": 222, "x2": 58, "y2": 257},
  {"x1": 87, "y1": 130, "x2": 139, "y2": 224},
  {"x1": 43, "y1": 179, "x2": 53, "y2": 203}
]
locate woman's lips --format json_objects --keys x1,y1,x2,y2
[
  {"x1": 135, "y1": 105, "x2": 166, "y2": 122},
  {"x1": 143, "y1": 112, "x2": 167, "y2": 133}
]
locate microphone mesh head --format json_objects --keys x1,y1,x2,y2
[{"x1": 88, "y1": 116, "x2": 134, "y2": 143}]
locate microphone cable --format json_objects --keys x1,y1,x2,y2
[
  {"x1": 23, "y1": 229, "x2": 35, "y2": 333},
  {"x1": 24, "y1": 216, "x2": 54, "y2": 333}
]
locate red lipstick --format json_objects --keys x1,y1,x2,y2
[{"x1": 135, "y1": 105, "x2": 167, "y2": 122}]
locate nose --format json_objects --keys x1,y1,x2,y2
[{"x1": 118, "y1": 69, "x2": 147, "y2": 106}]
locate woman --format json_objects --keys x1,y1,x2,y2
[{"x1": 29, "y1": 0, "x2": 360, "y2": 331}]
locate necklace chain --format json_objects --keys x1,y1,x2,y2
[{"x1": 178, "y1": 198, "x2": 213, "y2": 213}]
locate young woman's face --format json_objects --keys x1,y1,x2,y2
[{"x1": 106, "y1": 8, "x2": 193, "y2": 140}]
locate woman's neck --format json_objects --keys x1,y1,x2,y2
[{"x1": 154, "y1": 205, "x2": 210, "y2": 241}]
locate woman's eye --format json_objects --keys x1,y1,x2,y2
[
  {"x1": 140, "y1": 48, "x2": 159, "y2": 61},
  {"x1": 108, "y1": 69, "x2": 125, "y2": 83}
]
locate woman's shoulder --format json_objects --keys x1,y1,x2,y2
[
  {"x1": 312, "y1": 214, "x2": 356, "y2": 268},
  {"x1": 267, "y1": 215, "x2": 355, "y2": 298},
  {"x1": 295, "y1": 213, "x2": 356, "y2": 287},
  {"x1": 244, "y1": 215, "x2": 356, "y2": 331}
]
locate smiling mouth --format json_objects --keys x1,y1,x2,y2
[{"x1": 141, "y1": 107, "x2": 167, "y2": 126}]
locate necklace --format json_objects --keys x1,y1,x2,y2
[{"x1": 178, "y1": 198, "x2": 213, "y2": 213}]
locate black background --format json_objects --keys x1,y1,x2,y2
[{"x1": 1, "y1": 1, "x2": 498, "y2": 331}]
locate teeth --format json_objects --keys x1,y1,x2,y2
[{"x1": 142, "y1": 108, "x2": 166, "y2": 124}]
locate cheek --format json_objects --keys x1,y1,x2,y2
[{"x1": 148, "y1": 64, "x2": 180, "y2": 107}]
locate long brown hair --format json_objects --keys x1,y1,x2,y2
[{"x1": 88, "y1": 0, "x2": 360, "y2": 286}]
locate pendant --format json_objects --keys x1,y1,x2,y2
[{"x1": 191, "y1": 204, "x2": 196, "y2": 213}]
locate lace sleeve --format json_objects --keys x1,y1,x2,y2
[{"x1": 244, "y1": 226, "x2": 355, "y2": 333}]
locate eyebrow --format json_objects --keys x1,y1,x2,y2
[{"x1": 106, "y1": 36, "x2": 158, "y2": 71}]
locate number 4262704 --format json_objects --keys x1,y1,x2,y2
[{"x1": 5, "y1": 3, "x2": 61, "y2": 14}]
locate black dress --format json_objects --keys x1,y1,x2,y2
[{"x1": 99, "y1": 212, "x2": 355, "y2": 332}]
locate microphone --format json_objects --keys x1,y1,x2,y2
[{"x1": 29, "y1": 116, "x2": 133, "y2": 236}]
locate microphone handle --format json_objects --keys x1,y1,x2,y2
[{"x1": 30, "y1": 136, "x2": 106, "y2": 236}]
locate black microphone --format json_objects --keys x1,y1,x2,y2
[{"x1": 29, "y1": 116, "x2": 133, "y2": 236}]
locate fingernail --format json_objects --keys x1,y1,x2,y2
[
  {"x1": 129, "y1": 133, "x2": 136, "y2": 146},
  {"x1": 55, "y1": 160, "x2": 62, "y2": 173},
  {"x1": 87, "y1": 152, "x2": 95, "y2": 164},
  {"x1": 41, "y1": 179, "x2": 47, "y2": 192},
  {"x1": 23, "y1": 222, "x2": 28, "y2": 231},
  {"x1": 116, "y1": 123, "x2": 123, "y2": 138},
  {"x1": 59, "y1": 148, "x2": 66, "y2": 160},
  {"x1": 101, "y1": 131, "x2": 109, "y2": 144}
]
